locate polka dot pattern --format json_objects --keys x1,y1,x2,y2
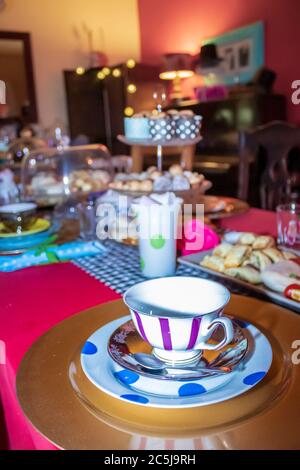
[
  {"x1": 149, "y1": 118, "x2": 175, "y2": 141},
  {"x1": 120, "y1": 394, "x2": 149, "y2": 404},
  {"x1": 178, "y1": 383, "x2": 207, "y2": 397},
  {"x1": 82, "y1": 341, "x2": 98, "y2": 355},
  {"x1": 81, "y1": 312, "x2": 272, "y2": 408},
  {"x1": 150, "y1": 235, "x2": 166, "y2": 250},
  {"x1": 175, "y1": 117, "x2": 201, "y2": 140},
  {"x1": 243, "y1": 371, "x2": 266, "y2": 385},
  {"x1": 114, "y1": 370, "x2": 140, "y2": 385}
]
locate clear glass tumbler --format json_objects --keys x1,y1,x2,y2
[
  {"x1": 78, "y1": 200, "x2": 96, "y2": 241},
  {"x1": 277, "y1": 203, "x2": 300, "y2": 249}
]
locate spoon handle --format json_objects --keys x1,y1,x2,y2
[
  {"x1": 165, "y1": 366, "x2": 229, "y2": 375},
  {"x1": 164, "y1": 368, "x2": 226, "y2": 380}
]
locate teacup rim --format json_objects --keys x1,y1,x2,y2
[
  {"x1": 123, "y1": 277, "x2": 231, "y2": 319},
  {"x1": 0, "y1": 202, "x2": 37, "y2": 214}
]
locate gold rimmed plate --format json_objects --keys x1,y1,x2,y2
[{"x1": 16, "y1": 296, "x2": 299, "y2": 449}]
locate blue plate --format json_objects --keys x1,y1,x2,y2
[{"x1": 0, "y1": 222, "x2": 58, "y2": 251}]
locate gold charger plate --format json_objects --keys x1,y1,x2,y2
[
  {"x1": 16, "y1": 295, "x2": 300, "y2": 449},
  {"x1": 0, "y1": 218, "x2": 50, "y2": 238}
]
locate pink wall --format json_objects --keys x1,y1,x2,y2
[{"x1": 138, "y1": 0, "x2": 300, "y2": 123}]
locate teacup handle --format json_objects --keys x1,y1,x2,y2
[{"x1": 198, "y1": 317, "x2": 234, "y2": 351}]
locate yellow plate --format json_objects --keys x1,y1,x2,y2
[
  {"x1": 16, "y1": 296, "x2": 300, "y2": 449},
  {"x1": 0, "y1": 218, "x2": 50, "y2": 238}
]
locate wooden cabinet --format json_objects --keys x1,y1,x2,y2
[
  {"x1": 165, "y1": 94, "x2": 287, "y2": 199},
  {"x1": 64, "y1": 64, "x2": 161, "y2": 154},
  {"x1": 166, "y1": 94, "x2": 287, "y2": 156}
]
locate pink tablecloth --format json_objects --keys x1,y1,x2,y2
[
  {"x1": 0, "y1": 208, "x2": 276, "y2": 450},
  {"x1": 220, "y1": 207, "x2": 277, "y2": 237},
  {"x1": 0, "y1": 263, "x2": 120, "y2": 450}
]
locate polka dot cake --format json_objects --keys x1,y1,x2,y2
[
  {"x1": 175, "y1": 112, "x2": 203, "y2": 140},
  {"x1": 124, "y1": 110, "x2": 202, "y2": 142}
]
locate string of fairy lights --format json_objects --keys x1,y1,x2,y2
[{"x1": 75, "y1": 59, "x2": 137, "y2": 117}]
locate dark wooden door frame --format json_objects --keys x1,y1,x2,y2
[{"x1": 0, "y1": 31, "x2": 38, "y2": 123}]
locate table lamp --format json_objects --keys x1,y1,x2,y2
[{"x1": 159, "y1": 53, "x2": 194, "y2": 102}]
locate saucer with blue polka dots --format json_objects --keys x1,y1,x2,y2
[
  {"x1": 80, "y1": 316, "x2": 273, "y2": 408},
  {"x1": 106, "y1": 318, "x2": 248, "y2": 396}
]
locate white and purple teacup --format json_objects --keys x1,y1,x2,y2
[{"x1": 124, "y1": 277, "x2": 233, "y2": 364}]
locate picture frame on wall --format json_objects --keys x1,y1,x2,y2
[{"x1": 203, "y1": 21, "x2": 264, "y2": 85}]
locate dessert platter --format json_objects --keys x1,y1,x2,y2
[
  {"x1": 110, "y1": 164, "x2": 209, "y2": 194},
  {"x1": 120, "y1": 109, "x2": 203, "y2": 173},
  {"x1": 123, "y1": 109, "x2": 202, "y2": 143},
  {"x1": 24, "y1": 169, "x2": 111, "y2": 207},
  {"x1": 179, "y1": 232, "x2": 300, "y2": 312},
  {"x1": 109, "y1": 164, "x2": 212, "y2": 200},
  {"x1": 21, "y1": 146, "x2": 114, "y2": 207}
]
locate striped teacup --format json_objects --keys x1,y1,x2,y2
[{"x1": 123, "y1": 277, "x2": 234, "y2": 364}]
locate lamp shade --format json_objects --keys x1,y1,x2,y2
[{"x1": 159, "y1": 53, "x2": 194, "y2": 80}]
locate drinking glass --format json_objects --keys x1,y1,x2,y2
[
  {"x1": 152, "y1": 85, "x2": 167, "y2": 113},
  {"x1": 277, "y1": 203, "x2": 300, "y2": 249},
  {"x1": 78, "y1": 200, "x2": 96, "y2": 241}
]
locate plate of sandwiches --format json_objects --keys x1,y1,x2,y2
[{"x1": 178, "y1": 232, "x2": 300, "y2": 312}]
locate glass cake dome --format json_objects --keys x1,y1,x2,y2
[
  {"x1": 21, "y1": 144, "x2": 114, "y2": 206},
  {"x1": 6, "y1": 136, "x2": 46, "y2": 164}
]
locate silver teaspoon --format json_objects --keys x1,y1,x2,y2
[{"x1": 133, "y1": 353, "x2": 230, "y2": 379}]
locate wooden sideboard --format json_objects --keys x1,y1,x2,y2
[
  {"x1": 165, "y1": 94, "x2": 287, "y2": 200},
  {"x1": 166, "y1": 94, "x2": 287, "y2": 155}
]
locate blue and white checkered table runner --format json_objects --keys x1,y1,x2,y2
[{"x1": 74, "y1": 240, "x2": 256, "y2": 297}]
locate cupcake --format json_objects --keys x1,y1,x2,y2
[
  {"x1": 175, "y1": 111, "x2": 202, "y2": 140},
  {"x1": 148, "y1": 112, "x2": 175, "y2": 141},
  {"x1": 124, "y1": 111, "x2": 151, "y2": 140}
]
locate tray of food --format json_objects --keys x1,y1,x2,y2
[
  {"x1": 21, "y1": 146, "x2": 114, "y2": 207},
  {"x1": 178, "y1": 231, "x2": 300, "y2": 312},
  {"x1": 121, "y1": 109, "x2": 202, "y2": 144},
  {"x1": 203, "y1": 196, "x2": 249, "y2": 219},
  {"x1": 109, "y1": 164, "x2": 212, "y2": 206},
  {"x1": 25, "y1": 169, "x2": 111, "y2": 207}
]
